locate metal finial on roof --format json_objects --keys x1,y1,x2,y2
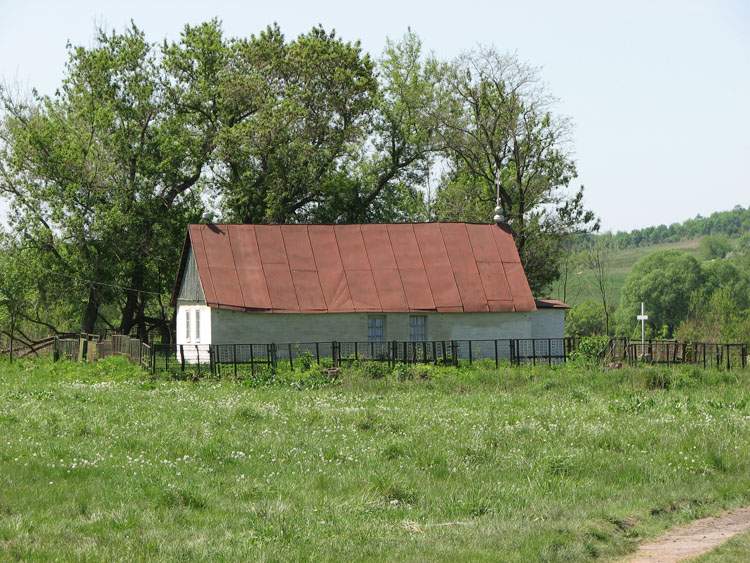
[{"x1": 493, "y1": 169, "x2": 505, "y2": 225}]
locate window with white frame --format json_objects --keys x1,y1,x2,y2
[
  {"x1": 194, "y1": 309, "x2": 201, "y2": 342},
  {"x1": 368, "y1": 316, "x2": 385, "y2": 342},
  {"x1": 409, "y1": 315, "x2": 427, "y2": 341},
  {"x1": 185, "y1": 308, "x2": 191, "y2": 342}
]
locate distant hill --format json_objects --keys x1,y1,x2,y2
[
  {"x1": 552, "y1": 239, "x2": 703, "y2": 307},
  {"x1": 553, "y1": 205, "x2": 750, "y2": 307},
  {"x1": 599, "y1": 205, "x2": 750, "y2": 249}
]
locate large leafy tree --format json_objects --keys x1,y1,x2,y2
[
  {"x1": 0, "y1": 22, "x2": 217, "y2": 336},
  {"x1": 431, "y1": 48, "x2": 598, "y2": 292},
  {"x1": 214, "y1": 25, "x2": 378, "y2": 223},
  {"x1": 617, "y1": 251, "x2": 704, "y2": 337}
]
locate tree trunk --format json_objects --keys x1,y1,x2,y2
[
  {"x1": 80, "y1": 286, "x2": 100, "y2": 334},
  {"x1": 119, "y1": 262, "x2": 145, "y2": 336},
  {"x1": 9, "y1": 314, "x2": 14, "y2": 363}
]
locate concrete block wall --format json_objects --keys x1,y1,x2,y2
[{"x1": 204, "y1": 308, "x2": 565, "y2": 345}]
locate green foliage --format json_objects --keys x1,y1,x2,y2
[
  {"x1": 566, "y1": 301, "x2": 607, "y2": 336},
  {"x1": 431, "y1": 48, "x2": 597, "y2": 292},
  {"x1": 618, "y1": 251, "x2": 704, "y2": 337},
  {"x1": 601, "y1": 204, "x2": 750, "y2": 249},
  {"x1": 568, "y1": 335, "x2": 610, "y2": 365},
  {"x1": 699, "y1": 234, "x2": 732, "y2": 260}
]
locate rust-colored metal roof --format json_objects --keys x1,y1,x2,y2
[
  {"x1": 535, "y1": 298, "x2": 570, "y2": 309},
  {"x1": 181, "y1": 223, "x2": 537, "y2": 313}
]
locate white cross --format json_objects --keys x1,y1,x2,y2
[{"x1": 636, "y1": 302, "x2": 648, "y2": 349}]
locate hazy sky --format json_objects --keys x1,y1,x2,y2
[{"x1": 1, "y1": 0, "x2": 748, "y2": 231}]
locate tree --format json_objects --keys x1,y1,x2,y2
[
  {"x1": 699, "y1": 234, "x2": 732, "y2": 260},
  {"x1": 581, "y1": 238, "x2": 614, "y2": 334},
  {"x1": 566, "y1": 301, "x2": 606, "y2": 337},
  {"x1": 317, "y1": 30, "x2": 439, "y2": 223},
  {"x1": 617, "y1": 251, "x2": 704, "y2": 337},
  {"x1": 0, "y1": 240, "x2": 37, "y2": 360},
  {"x1": 0, "y1": 22, "x2": 217, "y2": 337},
  {"x1": 431, "y1": 47, "x2": 597, "y2": 291},
  {"x1": 214, "y1": 25, "x2": 378, "y2": 224}
]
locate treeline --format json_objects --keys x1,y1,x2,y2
[
  {"x1": 601, "y1": 205, "x2": 750, "y2": 249},
  {"x1": 0, "y1": 20, "x2": 596, "y2": 345}
]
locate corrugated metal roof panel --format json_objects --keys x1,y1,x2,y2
[
  {"x1": 504, "y1": 261, "x2": 536, "y2": 311},
  {"x1": 387, "y1": 224, "x2": 423, "y2": 270},
  {"x1": 255, "y1": 225, "x2": 287, "y2": 264},
  {"x1": 263, "y1": 263, "x2": 299, "y2": 311},
  {"x1": 281, "y1": 225, "x2": 316, "y2": 271},
  {"x1": 335, "y1": 225, "x2": 370, "y2": 271},
  {"x1": 318, "y1": 269, "x2": 354, "y2": 311},
  {"x1": 184, "y1": 223, "x2": 536, "y2": 314},
  {"x1": 399, "y1": 268, "x2": 436, "y2": 311},
  {"x1": 372, "y1": 269, "x2": 408, "y2": 311},
  {"x1": 291, "y1": 269, "x2": 327, "y2": 311},
  {"x1": 361, "y1": 224, "x2": 397, "y2": 270},
  {"x1": 345, "y1": 270, "x2": 381, "y2": 311},
  {"x1": 189, "y1": 225, "x2": 217, "y2": 305},
  {"x1": 491, "y1": 224, "x2": 521, "y2": 263}
]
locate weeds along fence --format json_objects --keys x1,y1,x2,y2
[{"x1": 51, "y1": 334, "x2": 748, "y2": 374}]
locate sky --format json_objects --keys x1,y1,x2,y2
[{"x1": 0, "y1": 0, "x2": 748, "y2": 232}]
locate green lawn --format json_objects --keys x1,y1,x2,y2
[
  {"x1": 1, "y1": 357, "x2": 750, "y2": 561},
  {"x1": 697, "y1": 531, "x2": 750, "y2": 562},
  {"x1": 551, "y1": 238, "x2": 703, "y2": 306}
]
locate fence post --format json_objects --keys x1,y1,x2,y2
[
  {"x1": 451, "y1": 340, "x2": 458, "y2": 367},
  {"x1": 289, "y1": 343, "x2": 294, "y2": 370},
  {"x1": 494, "y1": 340, "x2": 499, "y2": 369},
  {"x1": 532, "y1": 339, "x2": 536, "y2": 366},
  {"x1": 316, "y1": 342, "x2": 320, "y2": 365},
  {"x1": 726, "y1": 344, "x2": 731, "y2": 371},
  {"x1": 331, "y1": 341, "x2": 339, "y2": 367},
  {"x1": 468, "y1": 341, "x2": 473, "y2": 365},
  {"x1": 548, "y1": 338, "x2": 552, "y2": 366}
]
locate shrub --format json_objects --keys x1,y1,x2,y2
[
  {"x1": 358, "y1": 361, "x2": 388, "y2": 379},
  {"x1": 569, "y1": 335, "x2": 610, "y2": 366},
  {"x1": 566, "y1": 301, "x2": 606, "y2": 337}
]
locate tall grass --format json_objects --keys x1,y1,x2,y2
[{"x1": 0, "y1": 357, "x2": 749, "y2": 561}]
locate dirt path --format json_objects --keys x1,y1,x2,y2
[{"x1": 626, "y1": 506, "x2": 750, "y2": 562}]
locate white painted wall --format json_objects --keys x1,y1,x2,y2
[{"x1": 176, "y1": 304, "x2": 212, "y2": 349}]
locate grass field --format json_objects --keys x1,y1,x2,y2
[
  {"x1": 1, "y1": 357, "x2": 750, "y2": 561},
  {"x1": 551, "y1": 238, "x2": 703, "y2": 306},
  {"x1": 697, "y1": 530, "x2": 750, "y2": 562}
]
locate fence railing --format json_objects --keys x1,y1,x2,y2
[
  {"x1": 625, "y1": 341, "x2": 748, "y2": 370},
  {"x1": 51, "y1": 335, "x2": 749, "y2": 374}
]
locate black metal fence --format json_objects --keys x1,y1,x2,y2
[
  {"x1": 147, "y1": 337, "x2": 579, "y2": 376},
  {"x1": 51, "y1": 335, "x2": 749, "y2": 375},
  {"x1": 625, "y1": 341, "x2": 748, "y2": 370}
]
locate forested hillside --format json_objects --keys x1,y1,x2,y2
[{"x1": 588, "y1": 205, "x2": 750, "y2": 249}]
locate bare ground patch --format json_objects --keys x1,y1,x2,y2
[{"x1": 627, "y1": 506, "x2": 750, "y2": 562}]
